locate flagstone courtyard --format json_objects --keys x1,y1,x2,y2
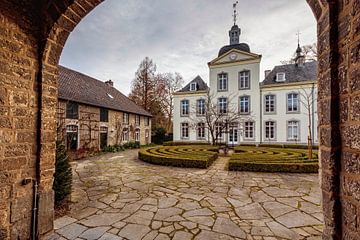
[{"x1": 49, "y1": 149, "x2": 323, "y2": 240}]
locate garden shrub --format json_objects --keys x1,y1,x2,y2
[
  {"x1": 123, "y1": 141, "x2": 140, "y2": 149},
  {"x1": 229, "y1": 146, "x2": 318, "y2": 173},
  {"x1": 163, "y1": 141, "x2": 210, "y2": 146},
  {"x1": 102, "y1": 142, "x2": 140, "y2": 153},
  {"x1": 235, "y1": 143, "x2": 318, "y2": 150},
  {"x1": 152, "y1": 127, "x2": 167, "y2": 144},
  {"x1": 138, "y1": 145, "x2": 219, "y2": 168},
  {"x1": 54, "y1": 141, "x2": 72, "y2": 204}
]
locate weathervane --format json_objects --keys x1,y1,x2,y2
[{"x1": 233, "y1": 1, "x2": 239, "y2": 26}]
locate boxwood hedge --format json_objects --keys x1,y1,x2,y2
[
  {"x1": 138, "y1": 145, "x2": 219, "y2": 168},
  {"x1": 163, "y1": 141, "x2": 211, "y2": 146},
  {"x1": 234, "y1": 143, "x2": 318, "y2": 150},
  {"x1": 229, "y1": 146, "x2": 319, "y2": 173}
]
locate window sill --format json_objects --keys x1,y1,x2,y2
[{"x1": 264, "y1": 112, "x2": 276, "y2": 115}]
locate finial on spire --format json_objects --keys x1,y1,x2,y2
[
  {"x1": 233, "y1": 1, "x2": 239, "y2": 26},
  {"x1": 296, "y1": 31, "x2": 301, "y2": 47}
]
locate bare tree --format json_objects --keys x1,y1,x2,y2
[
  {"x1": 299, "y1": 85, "x2": 317, "y2": 159},
  {"x1": 156, "y1": 72, "x2": 184, "y2": 133},
  {"x1": 114, "y1": 116, "x2": 123, "y2": 145},
  {"x1": 281, "y1": 43, "x2": 317, "y2": 65},
  {"x1": 56, "y1": 104, "x2": 66, "y2": 143},
  {"x1": 189, "y1": 91, "x2": 254, "y2": 146},
  {"x1": 79, "y1": 110, "x2": 99, "y2": 150},
  {"x1": 129, "y1": 57, "x2": 158, "y2": 112}
]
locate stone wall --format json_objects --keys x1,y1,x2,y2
[
  {"x1": 0, "y1": 0, "x2": 359, "y2": 239},
  {"x1": 58, "y1": 100, "x2": 152, "y2": 155},
  {"x1": 0, "y1": 1, "x2": 41, "y2": 239}
]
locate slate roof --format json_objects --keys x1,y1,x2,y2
[
  {"x1": 58, "y1": 66, "x2": 152, "y2": 117},
  {"x1": 177, "y1": 75, "x2": 209, "y2": 93},
  {"x1": 218, "y1": 43, "x2": 251, "y2": 57},
  {"x1": 262, "y1": 61, "x2": 317, "y2": 86}
]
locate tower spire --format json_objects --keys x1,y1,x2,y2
[
  {"x1": 229, "y1": 2, "x2": 241, "y2": 45},
  {"x1": 295, "y1": 31, "x2": 305, "y2": 66},
  {"x1": 232, "y1": 1, "x2": 239, "y2": 26}
]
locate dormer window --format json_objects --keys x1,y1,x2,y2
[
  {"x1": 190, "y1": 82, "x2": 197, "y2": 91},
  {"x1": 276, "y1": 73, "x2": 286, "y2": 82}
]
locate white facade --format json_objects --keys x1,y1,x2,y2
[
  {"x1": 261, "y1": 81, "x2": 318, "y2": 144},
  {"x1": 172, "y1": 24, "x2": 318, "y2": 146},
  {"x1": 208, "y1": 50, "x2": 262, "y2": 144},
  {"x1": 173, "y1": 92, "x2": 208, "y2": 142}
]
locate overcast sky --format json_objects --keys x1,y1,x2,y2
[{"x1": 60, "y1": 0, "x2": 317, "y2": 95}]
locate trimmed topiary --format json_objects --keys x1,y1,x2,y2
[
  {"x1": 229, "y1": 146, "x2": 319, "y2": 173},
  {"x1": 163, "y1": 141, "x2": 211, "y2": 146},
  {"x1": 138, "y1": 145, "x2": 219, "y2": 168}
]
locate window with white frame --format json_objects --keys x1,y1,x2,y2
[
  {"x1": 190, "y1": 82, "x2": 197, "y2": 91},
  {"x1": 181, "y1": 122, "x2": 189, "y2": 138},
  {"x1": 265, "y1": 94, "x2": 276, "y2": 113},
  {"x1": 218, "y1": 73, "x2": 228, "y2": 91},
  {"x1": 181, "y1": 100, "x2": 189, "y2": 116},
  {"x1": 196, "y1": 99, "x2": 205, "y2": 115},
  {"x1": 287, "y1": 93, "x2": 299, "y2": 112},
  {"x1": 197, "y1": 122, "x2": 205, "y2": 139},
  {"x1": 265, "y1": 121, "x2": 276, "y2": 140},
  {"x1": 218, "y1": 98, "x2": 227, "y2": 114},
  {"x1": 239, "y1": 96, "x2": 250, "y2": 114},
  {"x1": 276, "y1": 72, "x2": 286, "y2": 82},
  {"x1": 135, "y1": 115, "x2": 140, "y2": 126},
  {"x1": 122, "y1": 129, "x2": 129, "y2": 141},
  {"x1": 123, "y1": 113, "x2": 129, "y2": 124},
  {"x1": 287, "y1": 120, "x2": 299, "y2": 141},
  {"x1": 244, "y1": 121, "x2": 255, "y2": 139},
  {"x1": 215, "y1": 122, "x2": 223, "y2": 140},
  {"x1": 239, "y1": 71, "x2": 250, "y2": 89},
  {"x1": 135, "y1": 129, "x2": 140, "y2": 142}
]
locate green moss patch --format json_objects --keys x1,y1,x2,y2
[
  {"x1": 229, "y1": 146, "x2": 319, "y2": 173},
  {"x1": 138, "y1": 145, "x2": 219, "y2": 169}
]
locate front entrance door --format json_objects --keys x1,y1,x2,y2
[
  {"x1": 229, "y1": 128, "x2": 238, "y2": 146},
  {"x1": 100, "y1": 127, "x2": 108, "y2": 150},
  {"x1": 66, "y1": 125, "x2": 78, "y2": 150}
]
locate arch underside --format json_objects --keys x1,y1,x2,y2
[{"x1": 1, "y1": 0, "x2": 358, "y2": 239}]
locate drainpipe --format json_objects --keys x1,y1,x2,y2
[
  {"x1": 259, "y1": 88, "x2": 263, "y2": 144},
  {"x1": 31, "y1": 2, "x2": 46, "y2": 238}
]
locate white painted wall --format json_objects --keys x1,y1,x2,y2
[
  {"x1": 261, "y1": 82, "x2": 318, "y2": 144},
  {"x1": 173, "y1": 92, "x2": 208, "y2": 142},
  {"x1": 209, "y1": 50, "x2": 261, "y2": 143},
  {"x1": 172, "y1": 50, "x2": 318, "y2": 146}
]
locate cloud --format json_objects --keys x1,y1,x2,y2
[{"x1": 60, "y1": 0, "x2": 316, "y2": 95}]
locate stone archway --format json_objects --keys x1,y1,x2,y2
[{"x1": 0, "y1": 0, "x2": 359, "y2": 239}]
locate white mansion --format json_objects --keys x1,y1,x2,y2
[{"x1": 173, "y1": 23, "x2": 318, "y2": 146}]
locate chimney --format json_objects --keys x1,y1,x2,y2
[
  {"x1": 264, "y1": 70, "x2": 271, "y2": 78},
  {"x1": 105, "y1": 79, "x2": 114, "y2": 87}
]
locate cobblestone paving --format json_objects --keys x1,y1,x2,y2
[{"x1": 49, "y1": 150, "x2": 323, "y2": 240}]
